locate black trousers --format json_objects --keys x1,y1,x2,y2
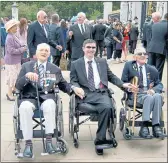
[
  {"x1": 113, "y1": 50, "x2": 122, "y2": 59},
  {"x1": 95, "y1": 40, "x2": 104, "y2": 58},
  {"x1": 78, "y1": 91, "x2": 113, "y2": 140},
  {"x1": 52, "y1": 55, "x2": 61, "y2": 67},
  {"x1": 148, "y1": 52, "x2": 166, "y2": 81}
]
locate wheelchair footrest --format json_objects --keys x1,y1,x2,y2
[
  {"x1": 128, "y1": 121, "x2": 164, "y2": 127},
  {"x1": 16, "y1": 129, "x2": 61, "y2": 139}
]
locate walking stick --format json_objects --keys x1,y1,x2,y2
[{"x1": 132, "y1": 76, "x2": 138, "y2": 135}]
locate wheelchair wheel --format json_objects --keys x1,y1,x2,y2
[
  {"x1": 13, "y1": 97, "x2": 19, "y2": 138},
  {"x1": 57, "y1": 96, "x2": 64, "y2": 137},
  {"x1": 112, "y1": 98, "x2": 117, "y2": 132},
  {"x1": 74, "y1": 138, "x2": 79, "y2": 148},
  {"x1": 69, "y1": 94, "x2": 75, "y2": 137},
  {"x1": 119, "y1": 108, "x2": 126, "y2": 131},
  {"x1": 57, "y1": 137, "x2": 69, "y2": 155},
  {"x1": 123, "y1": 128, "x2": 132, "y2": 140},
  {"x1": 14, "y1": 138, "x2": 21, "y2": 156}
]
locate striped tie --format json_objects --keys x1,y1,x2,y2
[
  {"x1": 87, "y1": 61, "x2": 95, "y2": 91},
  {"x1": 39, "y1": 64, "x2": 44, "y2": 87}
]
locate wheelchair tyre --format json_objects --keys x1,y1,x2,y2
[
  {"x1": 57, "y1": 96, "x2": 64, "y2": 137},
  {"x1": 112, "y1": 139, "x2": 118, "y2": 148},
  {"x1": 119, "y1": 108, "x2": 126, "y2": 131},
  {"x1": 74, "y1": 138, "x2": 79, "y2": 148},
  {"x1": 57, "y1": 137, "x2": 69, "y2": 155},
  {"x1": 112, "y1": 98, "x2": 117, "y2": 132},
  {"x1": 123, "y1": 128, "x2": 132, "y2": 140},
  {"x1": 69, "y1": 94, "x2": 75, "y2": 136}
]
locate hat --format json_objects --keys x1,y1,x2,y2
[{"x1": 5, "y1": 19, "x2": 19, "y2": 32}]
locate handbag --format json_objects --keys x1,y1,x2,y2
[
  {"x1": 116, "y1": 42, "x2": 122, "y2": 50},
  {"x1": 104, "y1": 37, "x2": 112, "y2": 46},
  {"x1": 60, "y1": 56, "x2": 67, "y2": 71}
]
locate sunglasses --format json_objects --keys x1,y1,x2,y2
[
  {"x1": 85, "y1": 46, "x2": 96, "y2": 49},
  {"x1": 136, "y1": 52, "x2": 147, "y2": 56}
]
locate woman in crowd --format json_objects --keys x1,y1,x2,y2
[
  {"x1": 112, "y1": 22, "x2": 123, "y2": 63},
  {"x1": 4, "y1": 19, "x2": 27, "y2": 101}
]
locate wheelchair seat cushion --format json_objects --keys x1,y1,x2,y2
[{"x1": 127, "y1": 99, "x2": 143, "y2": 109}]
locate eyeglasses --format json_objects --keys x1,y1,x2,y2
[
  {"x1": 136, "y1": 52, "x2": 147, "y2": 56},
  {"x1": 85, "y1": 46, "x2": 96, "y2": 49}
]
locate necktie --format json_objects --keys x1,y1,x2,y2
[
  {"x1": 139, "y1": 66, "x2": 143, "y2": 88},
  {"x1": 81, "y1": 24, "x2": 85, "y2": 34},
  {"x1": 87, "y1": 61, "x2": 95, "y2": 91},
  {"x1": 41, "y1": 24, "x2": 47, "y2": 37},
  {"x1": 39, "y1": 64, "x2": 44, "y2": 88}
]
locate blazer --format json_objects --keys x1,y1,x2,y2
[
  {"x1": 48, "y1": 23, "x2": 64, "y2": 57},
  {"x1": 68, "y1": 24, "x2": 92, "y2": 59},
  {"x1": 16, "y1": 60, "x2": 71, "y2": 106},
  {"x1": 147, "y1": 20, "x2": 168, "y2": 55},
  {"x1": 70, "y1": 57, "x2": 124, "y2": 94},
  {"x1": 4, "y1": 33, "x2": 25, "y2": 65},
  {"x1": 129, "y1": 26, "x2": 139, "y2": 41},
  {"x1": 27, "y1": 21, "x2": 56, "y2": 58},
  {"x1": 92, "y1": 23, "x2": 107, "y2": 41},
  {"x1": 121, "y1": 61, "x2": 163, "y2": 94}
]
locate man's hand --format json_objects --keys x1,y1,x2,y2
[
  {"x1": 147, "y1": 89, "x2": 155, "y2": 95},
  {"x1": 25, "y1": 72, "x2": 38, "y2": 82},
  {"x1": 73, "y1": 87, "x2": 85, "y2": 99},
  {"x1": 56, "y1": 45, "x2": 62, "y2": 51},
  {"x1": 122, "y1": 83, "x2": 138, "y2": 93},
  {"x1": 69, "y1": 31, "x2": 73, "y2": 38}
]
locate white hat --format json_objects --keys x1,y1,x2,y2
[{"x1": 5, "y1": 19, "x2": 19, "y2": 32}]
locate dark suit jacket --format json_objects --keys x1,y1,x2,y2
[
  {"x1": 16, "y1": 61, "x2": 71, "y2": 106},
  {"x1": 27, "y1": 21, "x2": 55, "y2": 58},
  {"x1": 147, "y1": 20, "x2": 168, "y2": 55},
  {"x1": 129, "y1": 26, "x2": 139, "y2": 41},
  {"x1": 48, "y1": 23, "x2": 64, "y2": 57},
  {"x1": 146, "y1": 21, "x2": 153, "y2": 48},
  {"x1": 121, "y1": 61, "x2": 163, "y2": 94},
  {"x1": 68, "y1": 24, "x2": 92, "y2": 59},
  {"x1": 70, "y1": 57, "x2": 124, "y2": 103},
  {"x1": 92, "y1": 23, "x2": 107, "y2": 41}
]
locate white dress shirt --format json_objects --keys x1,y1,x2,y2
[
  {"x1": 84, "y1": 56, "x2": 100, "y2": 89},
  {"x1": 78, "y1": 23, "x2": 85, "y2": 34},
  {"x1": 137, "y1": 63, "x2": 147, "y2": 87}
]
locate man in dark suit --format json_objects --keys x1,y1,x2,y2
[
  {"x1": 48, "y1": 14, "x2": 64, "y2": 67},
  {"x1": 92, "y1": 19, "x2": 107, "y2": 57},
  {"x1": 121, "y1": 47, "x2": 164, "y2": 139},
  {"x1": 148, "y1": 13, "x2": 168, "y2": 81},
  {"x1": 16, "y1": 43, "x2": 84, "y2": 158},
  {"x1": 70, "y1": 39, "x2": 136, "y2": 155},
  {"x1": 68, "y1": 12, "x2": 92, "y2": 62},
  {"x1": 27, "y1": 10, "x2": 56, "y2": 59}
]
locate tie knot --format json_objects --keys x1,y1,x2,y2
[
  {"x1": 88, "y1": 61, "x2": 92, "y2": 65},
  {"x1": 139, "y1": 66, "x2": 142, "y2": 69},
  {"x1": 39, "y1": 64, "x2": 44, "y2": 69}
]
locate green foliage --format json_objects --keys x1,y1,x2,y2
[{"x1": 1, "y1": 1, "x2": 120, "y2": 21}]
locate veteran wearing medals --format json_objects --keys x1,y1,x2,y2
[
  {"x1": 15, "y1": 43, "x2": 84, "y2": 158},
  {"x1": 121, "y1": 47, "x2": 164, "y2": 139}
]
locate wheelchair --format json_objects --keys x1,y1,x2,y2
[
  {"x1": 13, "y1": 87, "x2": 68, "y2": 158},
  {"x1": 69, "y1": 88, "x2": 118, "y2": 150},
  {"x1": 119, "y1": 78, "x2": 167, "y2": 140}
]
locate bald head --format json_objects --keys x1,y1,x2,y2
[
  {"x1": 37, "y1": 10, "x2": 47, "y2": 24},
  {"x1": 152, "y1": 12, "x2": 161, "y2": 23}
]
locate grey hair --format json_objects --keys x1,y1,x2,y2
[
  {"x1": 83, "y1": 39, "x2": 96, "y2": 47},
  {"x1": 36, "y1": 43, "x2": 50, "y2": 53},
  {"x1": 36, "y1": 10, "x2": 47, "y2": 19},
  {"x1": 51, "y1": 14, "x2": 59, "y2": 23},
  {"x1": 77, "y1": 12, "x2": 86, "y2": 18}
]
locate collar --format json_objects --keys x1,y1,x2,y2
[
  {"x1": 84, "y1": 56, "x2": 95, "y2": 64},
  {"x1": 38, "y1": 21, "x2": 44, "y2": 27},
  {"x1": 37, "y1": 60, "x2": 47, "y2": 70},
  {"x1": 137, "y1": 62, "x2": 145, "y2": 69}
]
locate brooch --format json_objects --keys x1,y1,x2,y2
[{"x1": 133, "y1": 64, "x2": 138, "y2": 71}]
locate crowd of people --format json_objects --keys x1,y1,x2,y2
[{"x1": 0, "y1": 9, "x2": 167, "y2": 157}]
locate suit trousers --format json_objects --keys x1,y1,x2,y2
[
  {"x1": 19, "y1": 99, "x2": 56, "y2": 140},
  {"x1": 136, "y1": 93, "x2": 163, "y2": 125},
  {"x1": 52, "y1": 55, "x2": 61, "y2": 67},
  {"x1": 95, "y1": 40, "x2": 104, "y2": 58},
  {"x1": 148, "y1": 52, "x2": 166, "y2": 81}
]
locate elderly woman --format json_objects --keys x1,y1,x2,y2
[{"x1": 4, "y1": 19, "x2": 27, "y2": 101}]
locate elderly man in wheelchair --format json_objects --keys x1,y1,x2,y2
[
  {"x1": 15, "y1": 43, "x2": 83, "y2": 158},
  {"x1": 121, "y1": 47, "x2": 165, "y2": 139},
  {"x1": 70, "y1": 39, "x2": 137, "y2": 155}
]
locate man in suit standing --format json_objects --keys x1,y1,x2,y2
[
  {"x1": 48, "y1": 14, "x2": 64, "y2": 67},
  {"x1": 16, "y1": 43, "x2": 84, "y2": 158},
  {"x1": 148, "y1": 13, "x2": 168, "y2": 81},
  {"x1": 121, "y1": 47, "x2": 164, "y2": 139},
  {"x1": 27, "y1": 10, "x2": 57, "y2": 59},
  {"x1": 68, "y1": 12, "x2": 92, "y2": 62},
  {"x1": 92, "y1": 19, "x2": 107, "y2": 58},
  {"x1": 70, "y1": 39, "x2": 137, "y2": 155}
]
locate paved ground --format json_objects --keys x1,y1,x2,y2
[{"x1": 1, "y1": 55, "x2": 167, "y2": 162}]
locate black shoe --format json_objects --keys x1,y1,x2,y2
[
  {"x1": 139, "y1": 126, "x2": 150, "y2": 138},
  {"x1": 46, "y1": 142, "x2": 56, "y2": 154},
  {"x1": 95, "y1": 146, "x2": 103, "y2": 155},
  {"x1": 23, "y1": 145, "x2": 33, "y2": 158},
  {"x1": 94, "y1": 139, "x2": 113, "y2": 146},
  {"x1": 152, "y1": 126, "x2": 163, "y2": 138}
]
